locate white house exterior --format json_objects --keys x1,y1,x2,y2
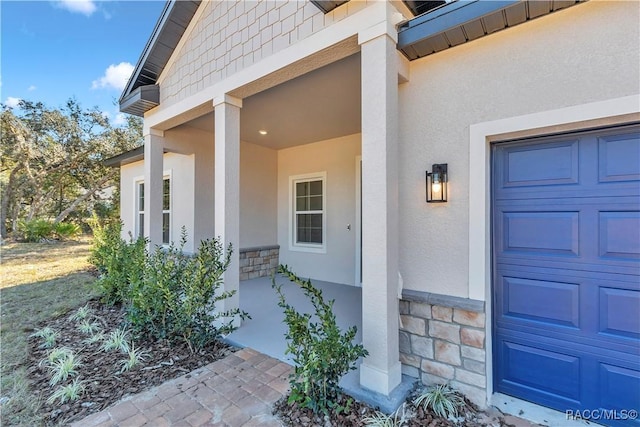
[{"x1": 110, "y1": 0, "x2": 640, "y2": 423}]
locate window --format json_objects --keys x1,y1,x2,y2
[
  {"x1": 290, "y1": 173, "x2": 326, "y2": 252},
  {"x1": 135, "y1": 176, "x2": 171, "y2": 245},
  {"x1": 137, "y1": 182, "x2": 145, "y2": 238},
  {"x1": 162, "y1": 177, "x2": 170, "y2": 245}
]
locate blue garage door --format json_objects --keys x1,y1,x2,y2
[{"x1": 492, "y1": 125, "x2": 640, "y2": 426}]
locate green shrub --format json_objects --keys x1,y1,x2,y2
[
  {"x1": 89, "y1": 218, "x2": 146, "y2": 305},
  {"x1": 273, "y1": 265, "x2": 368, "y2": 415},
  {"x1": 16, "y1": 219, "x2": 81, "y2": 241},
  {"x1": 127, "y1": 232, "x2": 248, "y2": 351},
  {"x1": 17, "y1": 219, "x2": 54, "y2": 242},
  {"x1": 89, "y1": 221, "x2": 246, "y2": 351},
  {"x1": 53, "y1": 222, "x2": 81, "y2": 240}
]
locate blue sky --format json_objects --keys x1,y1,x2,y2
[{"x1": 1, "y1": 0, "x2": 165, "y2": 125}]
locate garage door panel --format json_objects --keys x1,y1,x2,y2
[
  {"x1": 599, "y1": 287, "x2": 640, "y2": 339},
  {"x1": 501, "y1": 211, "x2": 579, "y2": 256},
  {"x1": 599, "y1": 211, "x2": 640, "y2": 261},
  {"x1": 496, "y1": 268, "x2": 639, "y2": 351},
  {"x1": 499, "y1": 340, "x2": 582, "y2": 402},
  {"x1": 495, "y1": 201, "x2": 640, "y2": 275},
  {"x1": 600, "y1": 363, "x2": 640, "y2": 413},
  {"x1": 492, "y1": 125, "x2": 640, "y2": 418},
  {"x1": 501, "y1": 276, "x2": 580, "y2": 328},
  {"x1": 499, "y1": 139, "x2": 579, "y2": 188},
  {"x1": 598, "y1": 132, "x2": 640, "y2": 183}
]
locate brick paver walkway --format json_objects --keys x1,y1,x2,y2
[
  {"x1": 72, "y1": 348, "x2": 291, "y2": 427},
  {"x1": 72, "y1": 347, "x2": 542, "y2": 427}
]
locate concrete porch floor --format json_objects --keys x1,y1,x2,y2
[
  {"x1": 225, "y1": 275, "x2": 362, "y2": 363},
  {"x1": 224, "y1": 275, "x2": 415, "y2": 413}
]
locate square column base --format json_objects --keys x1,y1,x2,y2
[
  {"x1": 341, "y1": 364, "x2": 415, "y2": 414},
  {"x1": 359, "y1": 361, "x2": 402, "y2": 396}
]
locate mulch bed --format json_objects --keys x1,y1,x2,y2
[
  {"x1": 273, "y1": 387, "x2": 513, "y2": 427},
  {"x1": 26, "y1": 299, "x2": 235, "y2": 426}
]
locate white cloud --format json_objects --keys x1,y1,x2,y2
[
  {"x1": 112, "y1": 113, "x2": 128, "y2": 126},
  {"x1": 91, "y1": 62, "x2": 134, "y2": 91},
  {"x1": 28, "y1": 85, "x2": 37, "y2": 91},
  {"x1": 55, "y1": 0, "x2": 97, "y2": 17},
  {"x1": 5, "y1": 97, "x2": 22, "y2": 108},
  {"x1": 101, "y1": 110, "x2": 129, "y2": 127}
]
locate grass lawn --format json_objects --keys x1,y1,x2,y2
[{"x1": 1, "y1": 238, "x2": 99, "y2": 426}]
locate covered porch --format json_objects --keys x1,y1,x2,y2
[{"x1": 139, "y1": 1, "x2": 407, "y2": 402}]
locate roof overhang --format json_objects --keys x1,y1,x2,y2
[
  {"x1": 104, "y1": 146, "x2": 144, "y2": 167},
  {"x1": 120, "y1": 85, "x2": 160, "y2": 117},
  {"x1": 119, "y1": 0, "x2": 200, "y2": 116},
  {"x1": 398, "y1": 0, "x2": 584, "y2": 60},
  {"x1": 310, "y1": 1, "x2": 349, "y2": 13},
  {"x1": 311, "y1": 0, "x2": 447, "y2": 15}
]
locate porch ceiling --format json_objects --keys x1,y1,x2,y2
[{"x1": 184, "y1": 53, "x2": 361, "y2": 150}]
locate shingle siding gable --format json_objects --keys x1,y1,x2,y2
[{"x1": 159, "y1": 0, "x2": 371, "y2": 108}]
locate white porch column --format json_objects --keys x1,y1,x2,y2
[
  {"x1": 213, "y1": 94, "x2": 242, "y2": 323},
  {"x1": 144, "y1": 130, "x2": 164, "y2": 247},
  {"x1": 358, "y1": 24, "x2": 402, "y2": 395}
]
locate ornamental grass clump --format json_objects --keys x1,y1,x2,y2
[
  {"x1": 47, "y1": 353, "x2": 81, "y2": 386},
  {"x1": 119, "y1": 344, "x2": 149, "y2": 372},
  {"x1": 31, "y1": 327, "x2": 59, "y2": 349},
  {"x1": 273, "y1": 265, "x2": 368, "y2": 416},
  {"x1": 101, "y1": 328, "x2": 130, "y2": 353},
  {"x1": 47, "y1": 378, "x2": 85, "y2": 404},
  {"x1": 363, "y1": 404, "x2": 408, "y2": 427},
  {"x1": 413, "y1": 383, "x2": 464, "y2": 419}
]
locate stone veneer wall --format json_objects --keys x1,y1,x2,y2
[
  {"x1": 399, "y1": 290, "x2": 487, "y2": 406},
  {"x1": 239, "y1": 245, "x2": 279, "y2": 281}
]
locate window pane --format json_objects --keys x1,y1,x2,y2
[
  {"x1": 310, "y1": 213, "x2": 322, "y2": 228},
  {"x1": 296, "y1": 182, "x2": 309, "y2": 197},
  {"x1": 163, "y1": 179, "x2": 170, "y2": 210},
  {"x1": 310, "y1": 229, "x2": 322, "y2": 243},
  {"x1": 297, "y1": 226, "x2": 309, "y2": 243},
  {"x1": 309, "y1": 180, "x2": 322, "y2": 196},
  {"x1": 139, "y1": 213, "x2": 144, "y2": 238},
  {"x1": 296, "y1": 213, "x2": 322, "y2": 244},
  {"x1": 309, "y1": 195, "x2": 322, "y2": 210},
  {"x1": 296, "y1": 196, "x2": 308, "y2": 211},
  {"x1": 139, "y1": 183, "x2": 144, "y2": 208},
  {"x1": 162, "y1": 213, "x2": 170, "y2": 244}
]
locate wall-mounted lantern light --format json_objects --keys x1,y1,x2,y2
[{"x1": 426, "y1": 163, "x2": 448, "y2": 203}]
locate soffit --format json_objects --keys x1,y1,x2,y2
[
  {"x1": 398, "y1": 0, "x2": 584, "y2": 60},
  {"x1": 184, "y1": 53, "x2": 361, "y2": 150}
]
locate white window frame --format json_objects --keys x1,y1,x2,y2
[
  {"x1": 135, "y1": 178, "x2": 145, "y2": 239},
  {"x1": 289, "y1": 172, "x2": 327, "y2": 253},
  {"x1": 161, "y1": 174, "x2": 172, "y2": 245},
  {"x1": 133, "y1": 170, "x2": 172, "y2": 245}
]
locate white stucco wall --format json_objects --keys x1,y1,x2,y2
[
  {"x1": 120, "y1": 152, "x2": 195, "y2": 252},
  {"x1": 277, "y1": 133, "x2": 361, "y2": 285},
  {"x1": 162, "y1": 126, "x2": 215, "y2": 247},
  {"x1": 121, "y1": 135, "x2": 278, "y2": 252},
  {"x1": 398, "y1": 0, "x2": 640, "y2": 299},
  {"x1": 240, "y1": 141, "x2": 278, "y2": 248}
]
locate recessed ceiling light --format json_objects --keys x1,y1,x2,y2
[{"x1": 258, "y1": 130, "x2": 268, "y2": 135}]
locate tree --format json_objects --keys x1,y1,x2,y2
[{"x1": 0, "y1": 99, "x2": 143, "y2": 237}]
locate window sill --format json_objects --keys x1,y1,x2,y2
[{"x1": 289, "y1": 243, "x2": 326, "y2": 254}]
